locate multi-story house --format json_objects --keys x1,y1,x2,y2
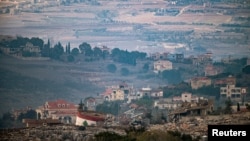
[
  {"x1": 101, "y1": 81, "x2": 132, "y2": 101},
  {"x1": 36, "y1": 99, "x2": 78, "y2": 124},
  {"x1": 21, "y1": 42, "x2": 40, "y2": 53},
  {"x1": 127, "y1": 87, "x2": 163, "y2": 103},
  {"x1": 220, "y1": 84, "x2": 247, "y2": 102},
  {"x1": 172, "y1": 92, "x2": 201, "y2": 103},
  {"x1": 101, "y1": 88, "x2": 125, "y2": 101},
  {"x1": 190, "y1": 77, "x2": 212, "y2": 90},
  {"x1": 150, "y1": 89, "x2": 164, "y2": 98},
  {"x1": 213, "y1": 75, "x2": 236, "y2": 87},
  {"x1": 154, "y1": 98, "x2": 182, "y2": 110},
  {"x1": 153, "y1": 60, "x2": 172, "y2": 73},
  {"x1": 136, "y1": 87, "x2": 163, "y2": 98},
  {"x1": 154, "y1": 93, "x2": 207, "y2": 110}
]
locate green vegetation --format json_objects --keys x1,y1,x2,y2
[
  {"x1": 224, "y1": 98, "x2": 233, "y2": 114},
  {"x1": 111, "y1": 48, "x2": 146, "y2": 66},
  {"x1": 161, "y1": 70, "x2": 182, "y2": 84},
  {"x1": 193, "y1": 86, "x2": 220, "y2": 99},
  {"x1": 107, "y1": 64, "x2": 117, "y2": 73},
  {"x1": 96, "y1": 101, "x2": 121, "y2": 116},
  {"x1": 242, "y1": 65, "x2": 250, "y2": 74},
  {"x1": 163, "y1": 82, "x2": 192, "y2": 98},
  {"x1": 133, "y1": 96, "x2": 153, "y2": 109},
  {"x1": 120, "y1": 67, "x2": 130, "y2": 76},
  {"x1": 0, "y1": 109, "x2": 36, "y2": 129}
]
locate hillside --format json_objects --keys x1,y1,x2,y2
[
  {"x1": 0, "y1": 54, "x2": 103, "y2": 114},
  {"x1": 0, "y1": 54, "x2": 166, "y2": 115}
]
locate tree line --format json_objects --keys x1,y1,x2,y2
[{"x1": 1, "y1": 36, "x2": 147, "y2": 65}]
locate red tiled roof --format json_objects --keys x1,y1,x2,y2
[
  {"x1": 46, "y1": 99, "x2": 77, "y2": 109},
  {"x1": 76, "y1": 112, "x2": 105, "y2": 122},
  {"x1": 101, "y1": 88, "x2": 113, "y2": 96}
]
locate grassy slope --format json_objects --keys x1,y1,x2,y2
[
  {"x1": 0, "y1": 54, "x2": 104, "y2": 114},
  {"x1": 0, "y1": 53, "x2": 166, "y2": 115}
]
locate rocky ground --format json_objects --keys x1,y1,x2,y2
[
  {"x1": 1, "y1": 112, "x2": 250, "y2": 141},
  {"x1": 149, "y1": 111, "x2": 250, "y2": 138},
  {"x1": 0, "y1": 125, "x2": 126, "y2": 141}
]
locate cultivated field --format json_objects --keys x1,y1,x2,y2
[{"x1": 0, "y1": 0, "x2": 249, "y2": 58}]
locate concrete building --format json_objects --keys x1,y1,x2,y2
[
  {"x1": 154, "y1": 98, "x2": 182, "y2": 110},
  {"x1": 172, "y1": 92, "x2": 202, "y2": 103},
  {"x1": 220, "y1": 84, "x2": 247, "y2": 101}
]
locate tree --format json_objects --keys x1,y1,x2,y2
[
  {"x1": 17, "y1": 109, "x2": 37, "y2": 121},
  {"x1": 83, "y1": 120, "x2": 88, "y2": 127},
  {"x1": 96, "y1": 101, "x2": 121, "y2": 115},
  {"x1": 111, "y1": 48, "x2": 121, "y2": 57},
  {"x1": 237, "y1": 102, "x2": 240, "y2": 112},
  {"x1": 41, "y1": 39, "x2": 51, "y2": 57},
  {"x1": 142, "y1": 63, "x2": 150, "y2": 72},
  {"x1": 93, "y1": 47, "x2": 102, "y2": 57},
  {"x1": 120, "y1": 67, "x2": 129, "y2": 76},
  {"x1": 224, "y1": 98, "x2": 233, "y2": 114},
  {"x1": 79, "y1": 42, "x2": 92, "y2": 56},
  {"x1": 107, "y1": 64, "x2": 117, "y2": 73},
  {"x1": 50, "y1": 42, "x2": 64, "y2": 60},
  {"x1": 161, "y1": 70, "x2": 182, "y2": 84},
  {"x1": 30, "y1": 37, "x2": 44, "y2": 49},
  {"x1": 67, "y1": 55, "x2": 75, "y2": 62},
  {"x1": 71, "y1": 48, "x2": 79, "y2": 56},
  {"x1": 65, "y1": 42, "x2": 71, "y2": 54},
  {"x1": 246, "y1": 103, "x2": 250, "y2": 111},
  {"x1": 242, "y1": 65, "x2": 250, "y2": 74}
]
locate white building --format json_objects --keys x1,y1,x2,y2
[
  {"x1": 172, "y1": 92, "x2": 203, "y2": 103},
  {"x1": 220, "y1": 84, "x2": 247, "y2": 101},
  {"x1": 154, "y1": 98, "x2": 182, "y2": 110}
]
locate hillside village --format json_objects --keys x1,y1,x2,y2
[
  {"x1": 1, "y1": 0, "x2": 250, "y2": 140},
  {"x1": 1, "y1": 35, "x2": 250, "y2": 140}
]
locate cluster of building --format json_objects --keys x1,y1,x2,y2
[
  {"x1": 1, "y1": 42, "x2": 40, "y2": 56},
  {"x1": 190, "y1": 75, "x2": 247, "y2": 102},
  {"x1": 16, "y1": 73, "x2": 248, "y2": 128},
  {"x1": 16, "y1": 80, "x2": 209, "y2": 127}
]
